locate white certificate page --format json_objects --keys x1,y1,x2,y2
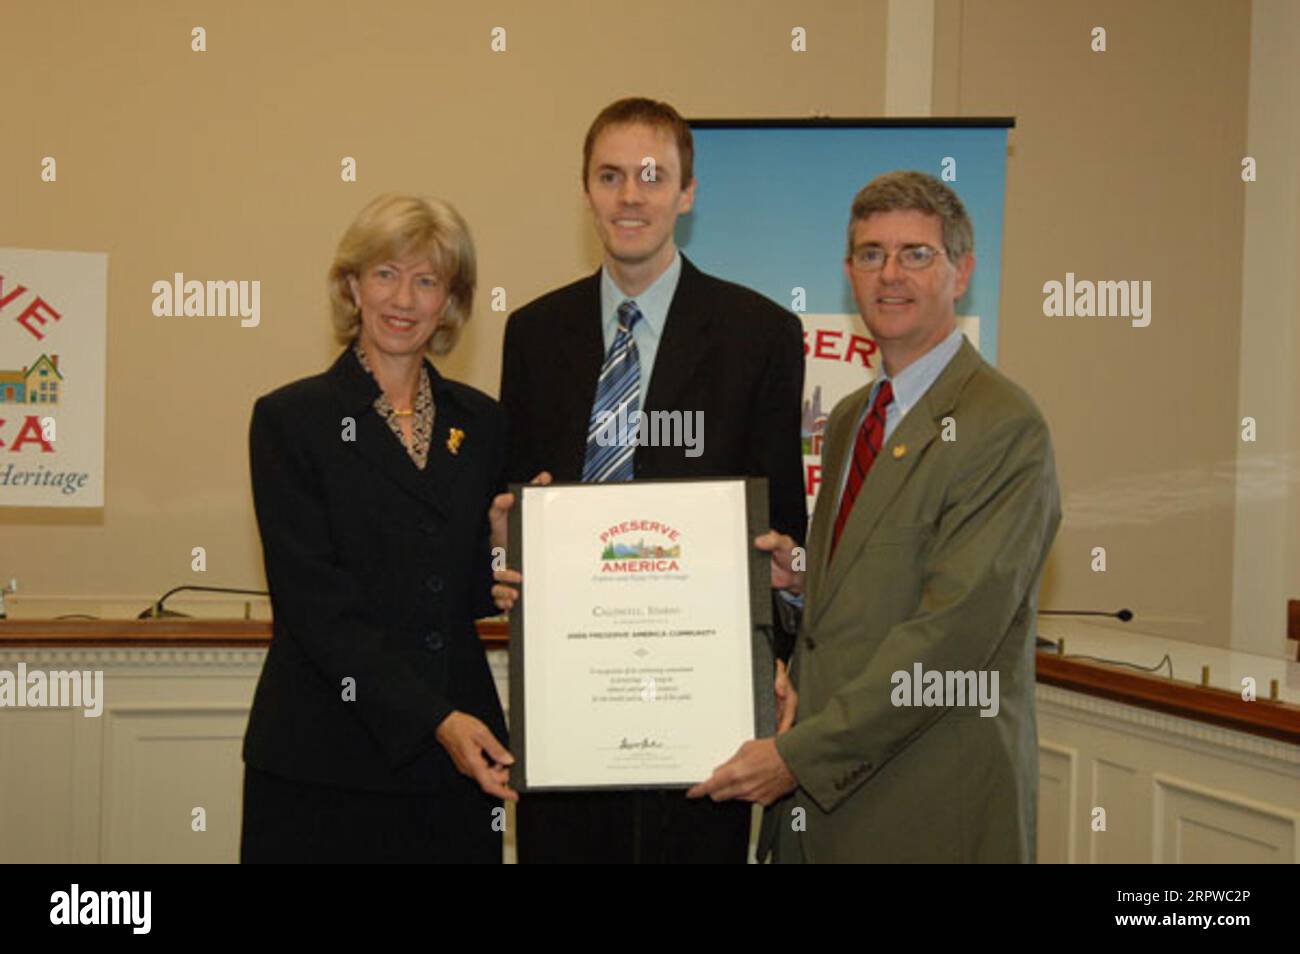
[{"x1": 521, "y1": 479, "x2": 755, "y2": 788}]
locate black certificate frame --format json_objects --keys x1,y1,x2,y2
[{"x1": 507, "y1": 476, "x2": 776, "y2": 793}]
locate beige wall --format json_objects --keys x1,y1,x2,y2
[
  {"x1": 0, "y1": 0, "x2": 886, "y2": 614},
  {"x1": 1232, "y1": 0, "x2": 1300, "y2": 656},
  {"x1": 4, "y1": 1, "x2": 1290, "y2": 657},
  {"x1": 935, "y1": 0, "x2": 1256, "y2": 650}
]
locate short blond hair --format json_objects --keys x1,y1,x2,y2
[
  {"x1": 328, "y1": 194, "x2": 477, "y2": 355},
  {"x1": 846, "y1": 171, "x2": 974, "y2": 262}
]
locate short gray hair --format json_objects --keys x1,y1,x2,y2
[{"x1": 846, "y1": 170, "x2": 974, "y2": 261}]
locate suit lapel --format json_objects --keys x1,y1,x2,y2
[
  {"x1": 420, "y1": 371, "x2": 473, "y2": 512},
  {"x1": 807, "y1": 337, "x2": 985, "y2": 630},
  {"x1": 556, "y1": 269, "x2": 606, "y2": 405},
  {"x1": 327, "y1": 348, "x2": 465, "y2": 519},
  {"x1": 643, "y1": 256, "x2": 712, "y2": 412},
  {"x1": 810, "y1": 401, "x2": 940, "y2": 628},
  {"x1": 554, "y1": 271, "x2": 606, "y2": 477}
]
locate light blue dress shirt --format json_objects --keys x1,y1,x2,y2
[
  {"x1": 781, "y1": 326, "x2": 966, "y2": 611},
  {"x1": 599, "y1": 251, "x2": 682, "y2": 397},
  {"x1": 829, "y1": 325, "x2": 967, "y2": 513}
]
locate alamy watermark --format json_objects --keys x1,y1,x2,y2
[
  {"x1": 890, "y1": 663, "x2": 1000, "y2": 718},
  {"x1": 593, "y1": 405, "x2": 703, "y2": 458},
  {"x1": 1042, "y1": 272, "x2": 1151, "y2": 328},
  {"x1": 50, "y1": 884, "x2": 150, "y2": 934},
  {"x1": 0, "y1": 664, "x2": 104, "y2": 717},
  {"x1": 151, "y1": 272, "x2": 260, "y2": 327}
]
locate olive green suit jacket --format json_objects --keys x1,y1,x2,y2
[{"x1": 764, "y1": 337, "x2": 1061, "y2": 863}]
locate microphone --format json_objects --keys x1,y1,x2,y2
[
  {"x1": 137, "y1": 585, "x2": 269, "y2": 619},
  {"x1": 1040, "y1": 608, "x2": 1133, "y2": 622},
  {"x1": 1034, "y1": 608, "x2": 1175, "y2": 677}
]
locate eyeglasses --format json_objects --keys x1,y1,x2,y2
[{"x1": 849, "y1": 244, "x2": 946, "y2": 272}]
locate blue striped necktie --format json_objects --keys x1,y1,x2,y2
[{"x1": 582, "y1": 300, "x2": 643, "y2": 482}]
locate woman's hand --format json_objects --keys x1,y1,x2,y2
[
  {"x1": 435, "y1": 711, "x2": 518, "y2": 802},
  {"x1": 775, "y1": 658, "x2": 798, "y2": 734}
]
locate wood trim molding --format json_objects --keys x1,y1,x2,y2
[
  {"x1": 1036, "y1": 650, "x2": 1299, "y2": 745},
  {"x1": 0, "y1": 618, "x2": 510, "y2": 647},
  {"x1": 1, "y1": 620, "x2": 1294, "y2": 742}
]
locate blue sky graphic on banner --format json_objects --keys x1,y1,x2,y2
[{"x1": 677, "y1": 122, "x2": 1010, "y2": 511}]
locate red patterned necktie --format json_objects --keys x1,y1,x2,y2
[{"x1": 830, "y1": 379, "x2": 895, "y2": 556}]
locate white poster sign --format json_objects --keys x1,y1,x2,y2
[{"x1": 0, "y1": 248, "x2": 108, "y2": 507}]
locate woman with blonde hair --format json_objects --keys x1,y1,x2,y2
[{"x1": 241, "y1": 194, "x2": 514, "y2": 863}]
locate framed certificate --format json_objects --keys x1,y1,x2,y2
[{"x1": 508, "y1": 478, "x2": 774, "y2": 791}]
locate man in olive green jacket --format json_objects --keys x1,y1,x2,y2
[{"x1": 689, "y1": 171, "x2": 1061, "y2": 863}]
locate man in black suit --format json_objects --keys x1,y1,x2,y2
[{"x1": 498, "y1": 97, "x2": 806, "y2": 863}]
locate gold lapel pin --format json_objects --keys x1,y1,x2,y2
[
  {"x1": 447, "y1": 427, "x2": 465, "y2": 455},
  {"x1": 892, "y1": 444, "x2": 907, "y2": 459}
]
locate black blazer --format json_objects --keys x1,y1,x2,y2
[
  {"x1": 500, "y1": 254, "x2": 807, "y2": 653},
  {"x1": 243, "y1": 347, "x2": 508, "y2": 793}
]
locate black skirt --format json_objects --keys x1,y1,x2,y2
[{"x1": 240, "y1": 766, "x2": 502, "y2": 864}]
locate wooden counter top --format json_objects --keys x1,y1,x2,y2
[
  {"x1": 0, "y1": 618, "x2": 509, "y2": 648},
  {"x1": 2, "y1": 618, "x2": 1296, "y2": 744}
]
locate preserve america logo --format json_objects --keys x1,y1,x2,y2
[{"x1": 598, "y1": 520, "x2": 682, "y2": 573}]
